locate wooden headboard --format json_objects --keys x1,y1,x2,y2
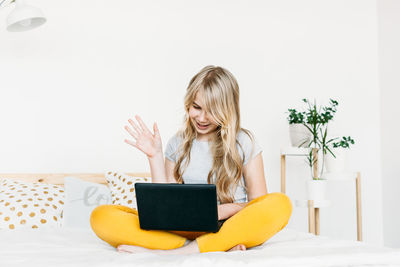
[{"x1": 0, "y1": 173, "x2": 151, "y2": 185}]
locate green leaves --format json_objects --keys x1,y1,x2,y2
[
  {"x1": 333, "y1": 136, "x2": 355, "y2": 149},
  {"x1": 287, "y1": 108, "x2": 305, "y2": 124},
  {"x1": 288, "y1": 98, "x2": 338, "y2": 126},
  {"x1": 303, "y1": 98, "x2": 338, "y2": 125}
]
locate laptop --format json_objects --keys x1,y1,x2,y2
[{"x1": 135, "y1": 183, "x2": 226, "y2": 232}]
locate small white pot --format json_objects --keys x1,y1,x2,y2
[
  {"x1": 289, "y1": 124, "x2": 312, "y2": 148},
  {"x1": 306, "y1": 179, "x2": 328, "y2": 201},
  {"x1": 324, "y1": 148, "x2": 348, "y2": 173}
]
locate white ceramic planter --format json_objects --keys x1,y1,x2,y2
[
  {"x1": 289, "y1": 124, "x2": 312, "y2": 148},
  {"x1": 306, "y1": 179, "x2": 328, "y2": 201},
  {"x1": 324, "y1": 148, "x2": 348, "y2": 173}
]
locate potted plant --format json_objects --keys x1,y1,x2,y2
[
  {"x1": 287, "y1": 98, "x2": 355, "y2": 200},
  {"x1": 301, "y1": 98, "x2": 338, "y2": 201},
  {"x1": 287, "y1": 108, "x2": 311, "y2": 148},
  {"x1": 324, "y1": 136, "x2": 355, "y2": 173}
]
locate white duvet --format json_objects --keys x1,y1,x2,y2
[{"x1": 1, "y1": 228, "x2": 399, "y2": 267}]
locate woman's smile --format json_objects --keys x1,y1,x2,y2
[{"x1": 196, "y1": 121, "x2": 210, "y2": 130}]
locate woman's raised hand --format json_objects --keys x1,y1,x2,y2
[{"x1": 124, "y1": 115, "x2": 162, "y2": 158}]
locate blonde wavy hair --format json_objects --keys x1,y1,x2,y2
[{"x1": 173, "y1": 65, "x2": 254, "y2": 204}]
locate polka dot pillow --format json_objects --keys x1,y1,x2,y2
[
  {"x1": 0, "y1": 179, "x2": 65, "y2": 230},
  {"x1": 105, "y1": 171, "x2": 151, "y2": 209}
]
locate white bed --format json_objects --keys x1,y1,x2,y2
[
  {"x1": 1, "y1": 173, "x2": 399, "y2": 267},
  {"x1": 1, "y1": 227, "x2": 399, "y2": 267}
]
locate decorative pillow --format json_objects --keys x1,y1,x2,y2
[
  {"x1": 105, "y1": 171, "x2": 151, "y2": 209},
  {"x1": 0, "y1": 178, "x2": 64, "y2": 230},
  {"x1": 63, "y1": 176, "x2": 112, "y2": 229}
]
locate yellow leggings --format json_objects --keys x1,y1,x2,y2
[{"x1": 90, "y1": 192, "x2": 292, "y2": 253}]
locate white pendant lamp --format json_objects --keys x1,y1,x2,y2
[{"x1": 4, "y1": 0, "x2": 46, "y2": 32}]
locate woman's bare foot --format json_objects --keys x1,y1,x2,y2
[
  {"x1": 117, "y1": 244, "x2": 153, "y2": 254},
  {"x1": 117, "y1": 240, "x2": 200, "y2": 255},
  {"x1": 227, "y1": 244, "x2": 246, "y2": 252},
  {"x1": 117, "y1": 241, "x2": 246, "y2": 254}
]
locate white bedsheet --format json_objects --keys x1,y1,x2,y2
[{"x1": 1, "y1": 228, "x2": 399, "y2": 267}]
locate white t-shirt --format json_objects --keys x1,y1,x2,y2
[{"x1": 164, "y1": 130, "x2": 262, "y2": 203}]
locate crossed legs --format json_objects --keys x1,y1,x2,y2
[{"x1": 90, "y1": 192, "x2": 292, "y2": 254}]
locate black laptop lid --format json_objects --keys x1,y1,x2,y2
[{"x1": 135, "y1": 183, "x2": 219, "y2": 232}]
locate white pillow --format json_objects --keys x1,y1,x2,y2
[
  {"x1": 0, "y1": 178, "x2": 64, "y2": 230},
  {"x1": 105, "y1": 171, "x2": 151, "y2": 209},
  {"x1": 63, "y1": 177, "x2": 112, "y2": 229}
]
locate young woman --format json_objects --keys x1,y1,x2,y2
[{"x1": 90, "y1": 66, "x2": 292, "y2": 255}]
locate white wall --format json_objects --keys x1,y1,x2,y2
[
  {"x1": 378, "y1": 0, "x2": 400, "y2": 248},
  {"x1": 0, "y1": 0, "x2": 384, "y2": 245}
]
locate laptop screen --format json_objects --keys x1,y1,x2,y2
[{"x1": 135, "y1": 183, "x2": 219, "y2": 232}]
